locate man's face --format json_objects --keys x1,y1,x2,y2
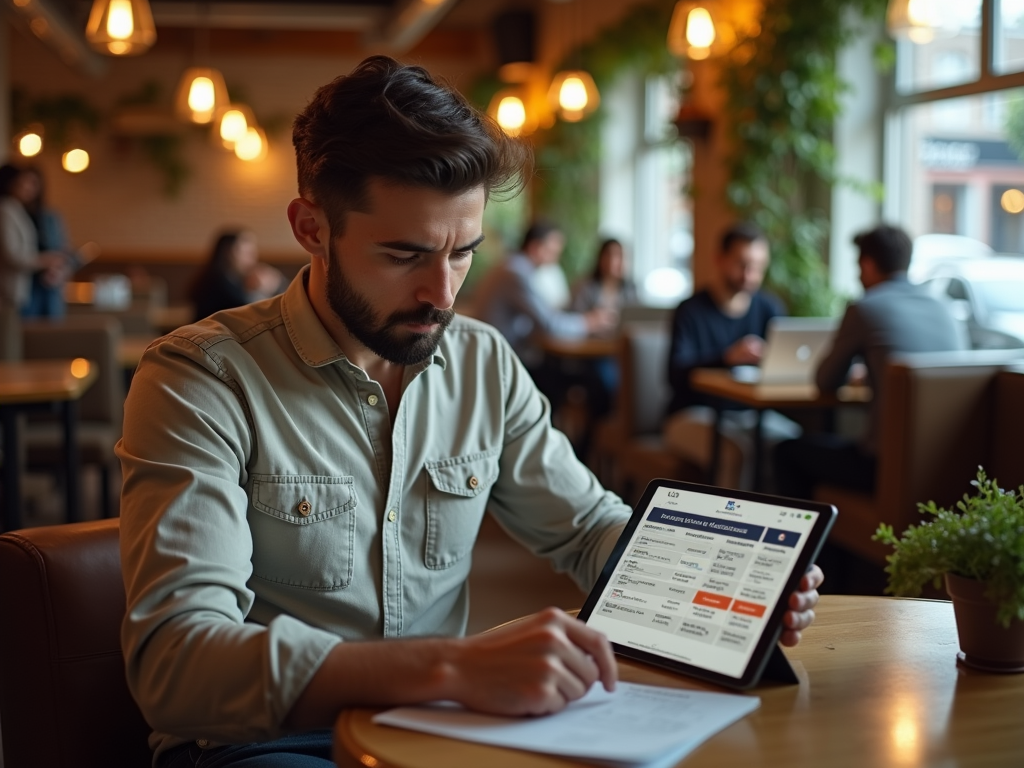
[
  {"x1": 718, "y1": 238, "x2": 770, "y2": 295},
  {"x1": 324, "y1": 179, "x2": 485, "y2": 366},
  {"x1": 528, "y1": 231, "x2": 565, "y2": 265}
]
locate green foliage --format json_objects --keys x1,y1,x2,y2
[
  {"x1": 721, "y1": 0, "x2": 887, "y2": 316},
  {"x1": 532, "y1": 0, "x2": 680, "y2": 280},
  {"x1": 873, "y1": 469, "x2": 1024, "y2": 628},
  {"x1": 1004, "y1": 90, "x2": 1024, "y2": 163},
  {"x1": 11, "y1": 88, "x2": 99, "y2": 148}
]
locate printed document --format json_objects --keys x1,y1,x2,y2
[{"x1": 373, "y1": 681, "x2": 759, "y2": 768}]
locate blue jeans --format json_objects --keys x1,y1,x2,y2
[{"x1": 158, "y1": 730, "x2": 334, "y2": 768}]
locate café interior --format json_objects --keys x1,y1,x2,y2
[{"x1": 2, "y1": 1, "x2": 1024, "y2": 766}]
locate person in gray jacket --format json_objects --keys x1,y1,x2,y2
[{"x1": 774, "y1": 224, "x2": 967, "y2": 500}]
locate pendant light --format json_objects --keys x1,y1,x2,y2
[
  {"x1": 667, "y1": 1, "x2": 732, "y2": 60},
  {"x1": 85, "y1": 0, "x2": 156, "y2": 56},
  {"x1": 16, "y1": 126, "x2": 44, "y2": 158},
  {"x1": 548, "y1": 0, "x2": 600, "y2": 123},
  {"x1": 214, "y1": 104, "x2": 255, "y2": 148},
  {"x1": 885, "y1": 0, "x2": 958, "y2": 44},
  {"x1": 487, "y1": 87, "x2": 532, "y2": 137},
  {"x1": 234, "y1": 126, "x2": 268, "y2": 162},
  {"x1": 175, "y1": 3, "x2": 228, "y2": 124}
]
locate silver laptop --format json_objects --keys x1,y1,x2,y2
[{"x1": 734, "y1": 317, "x2": 838, "y2": 385}]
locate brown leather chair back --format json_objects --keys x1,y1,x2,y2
[
  {"x1": 0, "y1": 519, "x2": 152, "y2": 767},
  {"x1": 992, "y1": 365, "x2": 1024, "y2": 490}
]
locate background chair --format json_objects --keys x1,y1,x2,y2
[
  {"x1": 815, "y1": 349, "x2": 1024, "y2": 566},
  {"x1": 22, "y1": 315, "x2": 123, "y2": 517},
  {"x1": 591, "y1": 321, "x2": 702, "y2": 504},
  {"x1": 0, "y1": 518, "x2": 152, "y2": 767}
]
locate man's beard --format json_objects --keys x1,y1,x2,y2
[{"x1": 325, "y1": 241, "x2": 455, "y2": 366}]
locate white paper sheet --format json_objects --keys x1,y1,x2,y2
[{"x1": 372, "y1": 681, "x2": 760, "y2": 767}]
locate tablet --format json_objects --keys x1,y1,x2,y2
[{"x1": 578, "y1": 479, "x2": 836, "y2": 690}]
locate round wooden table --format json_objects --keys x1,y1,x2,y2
[{"x1": 334, "y1": 596, "x2": 1024, "y2": 767}]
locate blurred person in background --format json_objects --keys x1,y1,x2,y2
[
  {"x1": 0, "y1": 163, "x2": 69, "y2": 317},
  {"x1": 190, "y1": 229, "x2": 287, "y2": 322},
  {"x1": 774, "y1": 224, "x2": 967, "y2": 500},
  {"x1": 663, "y1": 222, "x2": 799, "y2": 489},
  {"x1": 571, "y1": 238, "x2": 639, "y2": 315},
  {"x1": 21, "y1": 165, "x2": 85, "y2": 318}
]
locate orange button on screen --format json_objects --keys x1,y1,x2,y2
[
  {"x1": 694, "y1": 591, "x2": 733, "y2": 610},
  {"x1": 732, "y1": 600, "x2": 767, "y2": 618}
]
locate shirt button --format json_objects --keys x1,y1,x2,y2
[
  {"x1": 388, "y1": 509, "x2": 397, "y2": 522},
  {"x1": 197, "y1": 739, "x2": 209, "y2": 748},
  {"x1": 367, "y1": 394, "x2": 379, "y2": 406},
  {"x1": 297, "y1": 499, "x2": 312, "y2": 516},
  {"x1": 468, "y1": 476, "x2": 479, "y2": 489}
]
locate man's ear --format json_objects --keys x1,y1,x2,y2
[{"x1": 287, "y1": 198, "x2": 330, "y2": 261}]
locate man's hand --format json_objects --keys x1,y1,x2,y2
[
  {"x1": 584, "y1": 307, "x2": 618, "y2": 336},
  {"x1": 779, "y1": 564, "x2": 823, "y2": 647},
  {"x1": 445, "y1": 607, "x2": 617, "y2": 716},
  {"x1": 723, "y1": 335, "x2": 765, "y2": 366}
]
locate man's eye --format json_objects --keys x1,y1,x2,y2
[
  {"x1": 452, "y1": 250, "x2": 475, "y2": 260},
  {"x1": 388, "y1": 254, "x2": 420, "y2": 265}
]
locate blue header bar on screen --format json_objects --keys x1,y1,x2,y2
[{"x1": 647, "y1": 508, "x2": 765, "y2": 542}]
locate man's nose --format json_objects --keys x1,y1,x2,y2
[{"x1": 415, "y1": 258, "x2": 455, "y2": 309}]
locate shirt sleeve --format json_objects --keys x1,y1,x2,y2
[
  {"x1": 815, "y1": 304, "x2": 863, "y2": 392},
  {"x1": 508, "y1": 267, "x2": 589, "y2": 339},
  {"x1": 486, "y1": 337, "x2": 631, "y2": 591},
  {"x1": 117, "y1": 337, "x2": 341, "y2": 743},
  {"x1": 667, "y1": 301, "x2": 725, "y2": 395},
  {"x1": 0, "y1": 201, "x2": 40, "y2": 271}
]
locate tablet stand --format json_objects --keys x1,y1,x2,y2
[{"x1": 759, "y1": 645, "x2": 799, "y2": 685}]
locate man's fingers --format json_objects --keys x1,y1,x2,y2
[
  {"x1": 561, "y1": 614, "x2": 618, "y2": 691},
  {"x1": 801, "y1": 564, "x2": 824, "y2": 592}
]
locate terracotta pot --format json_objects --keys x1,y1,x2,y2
[{"x1": 945, "y1": 573, "x2": 1024, "y2": 673}]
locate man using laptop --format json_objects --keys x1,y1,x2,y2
[
  {"x1": 118, "y1": 58, "x2": 823, "y2": 767},
  {"x1": 774, "y1": 224, "x2": 966, "y2": 499},
  {"x1": 664, "y1": 222, "x2": 799, "y2": 488}
]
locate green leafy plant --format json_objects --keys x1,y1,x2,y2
[
  {"x1": 720, "y1": 0, "x2": 888, "y2": 316},
  {"x1": 873, "y1": 469, "x2": 1024, "y2": 628}
]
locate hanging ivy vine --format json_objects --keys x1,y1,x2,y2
[{"x1": 721, "y1": 0, "x2": 889, "y2": 315}]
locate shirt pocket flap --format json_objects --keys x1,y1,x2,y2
[
  {"x1": 251, "y1": 475, "x2": 356, "y2": 526},
  {"x1": 424, "y1": 449, "x2": 500, "y2": 498}
]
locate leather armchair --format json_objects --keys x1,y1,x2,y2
[{"x1": 0, "y1": 518, "x2": 152, "y2": 767}]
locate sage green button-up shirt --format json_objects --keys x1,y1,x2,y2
[{"x1": 117, "y1": 267, "x2": 631, "y2": 760}]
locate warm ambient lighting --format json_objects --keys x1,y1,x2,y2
[
  {"x1": 218, "y1": 107, "x2": 249, "y2": 146},
  {"x1": 1002, "y1": 189, "x2": 1024, "y2": 214},
  {"x1": 487, "y1": 87, "x2": 535, "y2": 136},
  {"x1": 886, "y1": 0, "x2": 959, "y2": 44},
  {"x1": 85, "y1": 0, "x2": 156, "y2": 56},
  {"x1": 62, "y1": 149, "x2": 90, "y2": 173},
  {"x1": 548, "y1": 70, "x2": 600, "y2": 123},
  {"x1": 175, "y1": 67, "x2": 229, "y2": 125},
  {"x1": 234, "y1": 126, "x2": 268, "y2": 162},
  {"x1": 70, "y1": 358, "x2": 91, "y2": 379},
  {"x1": 18, "y1": 132, "x2": 43, "y2": 157},
  {"x1": 667, "y1": 0, "x2": 761, "y2": 60}
]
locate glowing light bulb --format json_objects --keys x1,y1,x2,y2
[
  {"x1": 219, "y1": 109, "x2": 249, "y2": 144},
  {"x1": 188, "y1": 77, "x2": 216, "y2": 114},
  {"x1": 62, "y1": 149, "x2": 90, "y2": 173},
  {"x1": 559, "y1": 77, "x2": 589, "y2": 112},
  {"x1": 234, "y1": 127, "x2": 265, "y2": 161},
  {"x1": 686, "y1": 7, "x2": 716, "y2": 48},
  {"x1": 19, "y1": 133, "x2": 43, "y2": 157},
  {"x1": 70, "y1": 358, "x2": 91, "y2": 379},
  {"x1": 1001, "y1": 189, "x2": 1024, "y2": 214},
  {"x1": 496, "y1": 96, "x2": 527, "y2": 133},
  {"x1": 106, "y1": 0, "x2": 134, "y2": 40}
]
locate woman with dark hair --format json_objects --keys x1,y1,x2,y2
[
  {"x1": 189, "y1": 229, "x2": 286, "y2": 321},
  {"x1": 0, "y1": 163, "x2": 67, "y2": 316},
  {"x1": 570, "y1": 238, "x2": 639, "y2": 313}
]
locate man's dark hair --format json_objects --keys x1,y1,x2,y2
[
  {"x1": 521, "y1": 219, "x2": 561, "y2": 251},
  {"x1": 720, "y1": 222, "x2": 765, "y2": 254},
  {"x1": 853, "y1": 224, "x2": 912, "y2": 275},
  {"x1": 293, "y1": 55, "x2": 531, "y2": 234}
]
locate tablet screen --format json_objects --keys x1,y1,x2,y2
[{"x1": 583, "y1": 483, "x2": 828, "y2": 682}]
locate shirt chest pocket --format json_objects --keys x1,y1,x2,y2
[
  {"x1": 423, "y1": 449, "x2": 500, "y2": 570},
  {"x1": 248, "y1": 474, "x2": 357, "y2": 591}
]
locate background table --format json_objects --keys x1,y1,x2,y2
[
  {"x1": 0, "y1": 359, "x2": 98, "y2": 530},
  {"x1": 689, "y1": 368, "x2": 870, "y2": 489},
  {"x1": 334, "y1": 596, "x2": 1024, "y2": 767}
]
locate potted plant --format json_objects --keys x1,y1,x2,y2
[{"x1": 874, "y1": 468, "x2": 1024, "y2": 672}]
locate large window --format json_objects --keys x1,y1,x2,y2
[{"x1": 886, "y1": 0, "x2": 1024, "y2": 259}]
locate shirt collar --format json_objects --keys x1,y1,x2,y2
[{"x1": 280, "y1": 265, "x2": 447, "y2": 372}]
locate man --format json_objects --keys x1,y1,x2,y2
[
  {"x1": 663, "y1": 222, "x2": 797, "y2": 488},
  {"x1": 774, "y1": 224, "x2": 967, "y2": 500},
  {"x1": 473, "y1": 220, "x2": 616, "y2": 370},
  {"x1": 118, "y1": 57, "x2": 822, "y2": 767}
]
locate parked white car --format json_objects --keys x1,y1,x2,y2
[{"x1": 922, "y1": 257, "x2": 1024, "y2": 349}]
